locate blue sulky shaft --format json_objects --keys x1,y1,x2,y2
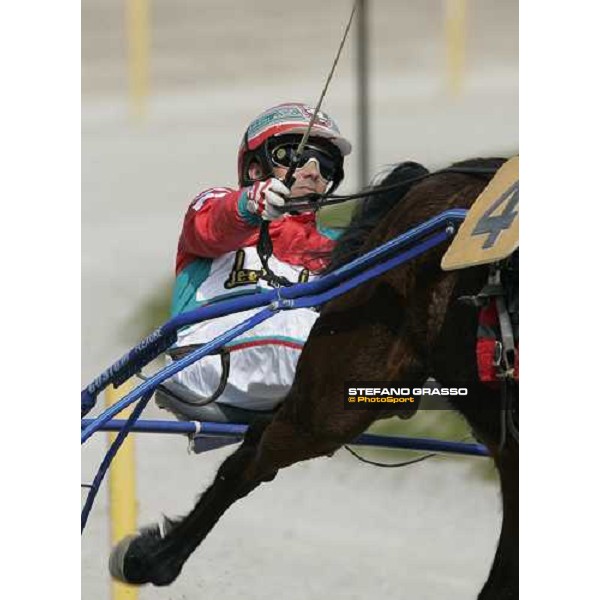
[
  {"x1": 81, "y1": 209, "x2": 467, "y2": 417},
  {"x1": 81, "y1": 308, "x2": 275, "y2": 443},
  {"x1": 81, "y1": 419, "x2": 490, "y2": 457},
  {"x1": 81, "y1": 229, "x2": 451, "y2": 444},
  {"x1": 81, "y1": 210, "x2": 469, "y2": 531}
]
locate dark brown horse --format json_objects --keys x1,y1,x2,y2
[{"x1": 110, "y1": 158, "x2": 518, "y2": 599}]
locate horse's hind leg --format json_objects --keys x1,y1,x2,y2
[
  {"x1": 109, "y1": 408, "x2": 374, "y2": 587},
  {"x1": 479, "y1": 437, "x2": 519, "y2": 600}
]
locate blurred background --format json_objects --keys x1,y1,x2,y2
[{"x1": 82, "y1": 1, "x2": 518, "y2": 598}]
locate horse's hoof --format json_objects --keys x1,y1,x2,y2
[
  {"x1": 109, "y1": 522, "x2": 181, "y2": 586},
  {"x1": 109, "y1": 533, "x2": 147, "y2": 585}
]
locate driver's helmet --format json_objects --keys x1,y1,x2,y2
[{"x1": 237, "y1": 102, "x2": 352, "y2": 193}]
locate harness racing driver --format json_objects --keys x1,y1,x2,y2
[{"x1": 167, "y1": 102, "x2": 352, "y2": 412}]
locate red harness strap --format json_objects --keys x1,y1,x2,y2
[{"x1": 477, "y1": 299, "x2": 519, "y2": 384}]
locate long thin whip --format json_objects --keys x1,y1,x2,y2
[
  {"x1": 259, "y1": 1, "x2": 358, "y2": 286},
  {"x1": 284, "y1": 1, "x2": 358, "y2": 186}
]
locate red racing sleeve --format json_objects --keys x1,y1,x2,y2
[{"x1": 179, "y1": 187, "x2": 262, "y2": 258}]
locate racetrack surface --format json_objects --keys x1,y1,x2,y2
[
  {"x1": 83, "y1": 434, "x2": 500, "y2": 600},
  {"x1": 82, "y1": 1, "x2": 517, "y2": 597}
]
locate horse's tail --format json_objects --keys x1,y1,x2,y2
[{"x1": 326, "y1": 161, "x2": 429, "y2": 272}]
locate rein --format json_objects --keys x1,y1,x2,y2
[
  {"x1": 281, "y1": 165, "x2": 500, "y2": 214},
  {"x1": 257, "y1": 165, "x2": 500, "y2": 288}
]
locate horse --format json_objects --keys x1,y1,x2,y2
[{"x1": 110, "y1": 157, "x2": 519, "y2": 599}]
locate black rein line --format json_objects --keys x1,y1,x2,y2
[
  {"x1": 257, "y1": 165, "x2": 500, "y2": 287},
  {"x1": 282, "y1": 165, "x2": 499, "y2": 213}
]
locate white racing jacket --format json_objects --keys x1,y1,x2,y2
[{"x1": 169, "y1": 186, "x2": 341, "y2": 410}]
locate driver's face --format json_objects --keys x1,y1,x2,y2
[{"x1": 272, "y1": 161, "x2": 328, "y2": 197}]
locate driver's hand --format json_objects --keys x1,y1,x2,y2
[{"x1": 246, "y1": 178, "x2": 291, "y2": 221}]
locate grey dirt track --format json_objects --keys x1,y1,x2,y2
[{"x1": 82, "y1": 1, "x2": 517, "y2": 598}]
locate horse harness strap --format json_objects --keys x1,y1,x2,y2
[
  {"x1": 460, "y1": 257, "x2": 519, "y2": 448},
  {"x1": 485, "y1": 267, "x2": 517, "y2": 381},
  {"x1": 460, "y1": 258, "x2": 519, "y2": 383}
]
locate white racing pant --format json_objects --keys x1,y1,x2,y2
[{"x1": 171, "y1": 306, "x2": 319, "y2": 411}]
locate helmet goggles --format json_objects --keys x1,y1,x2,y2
[{"x1": 268, "y1": 137, "x2": 341, "y2": 182}]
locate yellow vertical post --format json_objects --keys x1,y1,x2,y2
[
  {"x1": 106, "y1": 381, "x2": 138, "y2": 600},
  {"x1": 126, "y1": 0, "x2": 150, "y2": 120},
  {"x1": 445, "y1": 0, "x2": 467, "y2": 96}
]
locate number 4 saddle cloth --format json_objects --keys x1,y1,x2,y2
[
  {"x1": 442, "y1": 156, "x2": 518, "y2": 272},
  {"x1": 441, "y1": 157, "x2": 519, "y2": 385}
]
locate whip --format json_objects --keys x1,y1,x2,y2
[{"x1": 257, "y1": 1, "x2": 358, "y2": 287}]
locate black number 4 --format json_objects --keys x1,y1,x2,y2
[{"x1": 472, "y1": 181, "x2": 519, "y2": 249}]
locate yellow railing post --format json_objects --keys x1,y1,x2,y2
[
  {"x1": 106, "y1": 381, "x2": 138, "y2": 600},
  {"x1": 126, "y1": 0, "x2": 150, "y2": 120},
  {"x1": 445, "y1": 0, "x2": 467, "y2": 97}
]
